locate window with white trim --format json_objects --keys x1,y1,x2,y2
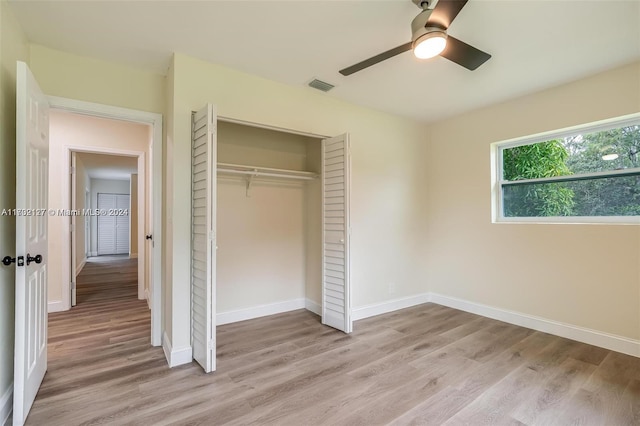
[{"x1": 494, "y1": 114, "x2": 640, "y2": 224}]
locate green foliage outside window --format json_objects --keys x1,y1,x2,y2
[
  {"x1": 503, "y1": 140, "x2": 575, "y2": 217},
  {"x1": 502, "y1": 125, "x2": 640, "y2": 217}
]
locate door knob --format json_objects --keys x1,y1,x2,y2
[
  {"x1": 26, "y1": 254, "x2": 42, "y2": 266},
  {"x1": 2, "y1": 256, "x2": 24, "y2": 266}
]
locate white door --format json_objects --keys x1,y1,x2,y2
[
  {"x1": 321, "y1": 134, "x2": 352, "y2": 333},
  {"x1": 191, "y1": 104, "x2": 217, "y2": 373},
  {"x1": 14, "y1": 61, "x2": 49, "y2": 426}
]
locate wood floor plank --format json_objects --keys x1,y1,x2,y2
[{"x1": 25, "y1": 256, "x2": 640, "y2": 425}]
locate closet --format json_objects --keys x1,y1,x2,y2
[{"x1": 190, "y1": 104, "x2": 351, "y2": 373}]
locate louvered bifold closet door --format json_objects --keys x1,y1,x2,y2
[
  {"x1": 321, "y1": 133, "x2": 352, "y2": 333},
  {"x1": 98, "y1": 193, "x2": 130, "y2": 255},
  {"x1": 115, "y1": 194, "x2": 130, "y2": 254},
  {"x1": 191, "y1": 104, "x2": 217, "y2": 373},
  {"x1": 97, "y1": 193, "x2": 116, "y2": 255}
]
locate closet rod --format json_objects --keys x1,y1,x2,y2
[
  {"x1": 217, "y1": 162, "x2": 317, "y2": 176},
  {"x1": 217, "y1": 168, "x2": 317, "y2": 180}
]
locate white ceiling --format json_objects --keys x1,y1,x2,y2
[
  {"x1": 9, "y1": 0, "x2": 640, "y2": 123},
  {"x1": 77, "y1": 152, "x2": 137, "y2": 181}
]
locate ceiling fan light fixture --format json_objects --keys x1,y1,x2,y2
[{"x1": 413, "y1": 30, "x2": 447, "y2": 59}]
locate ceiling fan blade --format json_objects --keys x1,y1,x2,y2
[
  {"x1": 440, "y1": 36, "x2": 491, "y2": 70},
  {"x1": 426, "y1": 0, "x2": 469, "y2": 30},
  {"x1": 339, "y1": 42, "x2": 412, "y2": 76}
]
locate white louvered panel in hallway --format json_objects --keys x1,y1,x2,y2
[
  {"x1": 321, "y1": 134, "x2": 352, "y2": 333},
  {"x1": 115, "y1": 194, "x2": 130, "y2": 254},
  {"x1": 191, "y1": 104, "x2": 217, "y2": 373},
  {"x1": 97, "y1": 193, "x2": 130, "y2": 255}
]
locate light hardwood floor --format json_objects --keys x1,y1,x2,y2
[{"x1": 27, "y1": 258, "x2": 640, "y2": 425}]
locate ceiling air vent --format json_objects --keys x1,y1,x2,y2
[{"x1": 308, "y1": 78, "x2": 335, "y2": 92}]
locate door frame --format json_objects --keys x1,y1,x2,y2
[{"x1": 49, "y1": 96, "x2": 163, "y2": 346}]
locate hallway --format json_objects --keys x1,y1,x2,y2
[
  {"x1": 76, "y1": 255, "x2": 138, "y2": 304},
  {"x1": 26, "y1": 256, "x2": 161, "y2": 425}
]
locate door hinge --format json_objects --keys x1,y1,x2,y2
[
  {"x1": 208, "y1": 230, "x2": 215, "y2": 241},
  {"x1": 70, "y1": 166, "x2": 76, "y2": 175},
  {"x1": 208, "y1": 339, "x2": 215, "y2": 350},
  {"x1": 71, "y1": 281, "x2": 76, "y2": 289}
]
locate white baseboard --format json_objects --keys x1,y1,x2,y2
[
  {"x1": 75, "y1": 258, "x2": 86, "y2": 277},
  {"x1": 162, "y1": 332, "x2": 192, "y2": 368},
  {"x1": 0, "y1": 382, "x2": 12, "y2": 426},
  {"x1": 352, "y1": 293, "x2": 432, "y2": 321},
  {"x1": 217, "y1": 298, "x2": 306, "y2": 325},
  {"x1": 429, "y1": 293, "x2": 640, "y2": 358},
  {"x1": 48, "y1": 300, "x2": 66, "y2": 313},
  {"x1": 305, "y1": 299, "x2": 321, "y2": 316},
  {"x1": 129, "y1": 253, "x2": 138, "y2": 259}
]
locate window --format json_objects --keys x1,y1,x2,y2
[{"x1": 493, "y1": 114, "x2": 640, "y2": 224}]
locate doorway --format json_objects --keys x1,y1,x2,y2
[
  {"x1": 69, "y1": 150, "x2": 140, "y2": 306},
  {"x1": 47, "y1": 98, "x2": 163, "y2": 346}
]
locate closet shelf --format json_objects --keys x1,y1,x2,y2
[{"x1": 217, "y1": 162, "x2": 318, "y2": 181}]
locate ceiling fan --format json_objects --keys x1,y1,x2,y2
[{"x1": 339, "y1": 0, "x2": 491, "y2": 76}]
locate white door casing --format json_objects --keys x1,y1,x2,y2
[
  {"x1": 191, "y1": 104, "x2": 217, "y2": 373},
  {"x1": 321, "y1": 133, "x2": 352, "y2": 333},
  {"x1": 14, "y1": 61, "x2": 49, "y2": 426},
  {"x1": 70, "y1": 152, "x2": 77, "y2": 306}
]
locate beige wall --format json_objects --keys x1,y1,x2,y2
[
  {"x1": 166, "y1": 53, "x2": 430, "y2": 351},
  {"x1": 48, "y1": 110, "x2": 148, "y2": 306},
  {"x1": 426, "y1": 61, "x2": 640, "y2": 340},
  {"x1": 0, "y1": 0, "x2": 29, "y2": 409},
  {"x1": 130, "y1": 174, "x2": 138, "y2": 256},
  {"x1": 216, "y1": 121, "x2": 321, "y2": 313},
  {"x1": 30, "y1": 44, "x2": 165, "y2": 115}
]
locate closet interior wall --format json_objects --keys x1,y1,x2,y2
[{"x1": 216, "y1": 121, "x2": 322, "y2": 317}]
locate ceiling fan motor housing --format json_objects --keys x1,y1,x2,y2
[{"x1": 411, "y1": 9, "x2": 445, "y2": 43}]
